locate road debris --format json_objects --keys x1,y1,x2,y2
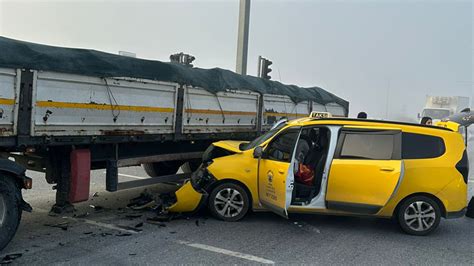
[
  {"x1": 117, "y1": 225, "x2": 142, "y2": 232},
  {"x1": 92, "y1": 192, "x2": 99, "y2": 197},
  {"x1": 73, "y1": 212, "x2": 90, "y2": 218},
  {"x1": 44, "y1": 221, "x2": 69, "y2": 231},
  {"x1": 146, "y1": 217, "x2": 168, "y2": 227},
  {"x1": 291, "y1": 220, "x2": 320, "y2": 233},
  {"x1": 128, "y1": 190, "x2": 159, "y2": 210},
  {"x1": 89, "y1": 205, "x2": 104, "y2": 212},
  {"x1": 0, "y1": 253, "x2": 22, "y2": 264},
  {"x1": 115, "y1": 232, "x2": 132, "y2": 237},
  {"x1": 127, "y1": 190, "x2": 152, "y2": 206},
  {"x1": 125, "y1": 214, "x2": 143, "y2": 219}
]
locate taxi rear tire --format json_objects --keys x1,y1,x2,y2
[
  {"x1": 208, "y1": 182, "x2": 250, "y2": 222},
  {"x1": 397, "y1": 195, "x2": 441, "y2": 236}
]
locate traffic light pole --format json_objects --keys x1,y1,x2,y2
[
  {"x1": 257, "y1": 55, "x2": 262, "y2": 78},
  {"x1": 236, "y1": 0, "x2": 251, "y2": 75}
]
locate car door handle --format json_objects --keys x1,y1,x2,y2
[
  {"x1": 278, "y1": 169, "x2": 285, "y2": 174},
  {"x1": 380, "y1": 167, "x2": 395, "y2": 172}
]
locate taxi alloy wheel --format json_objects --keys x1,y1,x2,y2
[
  {"x1": 209, "y1": 182, "x2": 250, "y2": 222},
  {"x1": 397, "y1": 195, "x2": 441, "y2": 236}
]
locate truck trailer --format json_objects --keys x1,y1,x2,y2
[{"x1": 0, "y1": 37, "x2": 348, "y2": 250}]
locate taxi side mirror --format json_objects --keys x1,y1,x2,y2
[{"x1": 253, "y1": 146, "x2": 263, "y2": 158}]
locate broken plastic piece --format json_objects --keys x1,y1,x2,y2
[
  {"x1": 89, "y1": 205, "x2": 104, "y2": 212},
  {"x1": 125, "y1": 214, "x2": 143, "y2": 219},
  {"x1": 115, "y1": 232, "x2": 132, "y2": 237},
  {"x1": 44, "y1": 221, "x2": 69, "y2": 231},
  {"x1": 1, "y1": 253, "x2": 22, "y2": 264}
]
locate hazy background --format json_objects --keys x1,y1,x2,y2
[{"x1": 0, "y1": 0, "x2": 472, "y2": 121}]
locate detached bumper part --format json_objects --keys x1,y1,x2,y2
[
  {"x1": 167, "y1": 181, "x2": 203, "y2": 213},
  {"x1": 167, "y1": 166, "x2": 216, "y2": 213}
]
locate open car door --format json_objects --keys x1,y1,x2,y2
[
  {"x1": 438, "y1": 110, "x2": 473, "y2": 146},
  {"x1": 257, "y1": 127, "x2": 300, "y2": 218}
]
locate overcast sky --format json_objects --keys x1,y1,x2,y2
[{"x1": 0, "y1": 0, "x2": 472, "y2": 120}]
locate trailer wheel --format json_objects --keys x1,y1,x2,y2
[
  {"x1": 142, "y1": 161, "x2": 183, "y2": 177},
  {"x1": 180, "y1": 160, "x2": 201, "y2": 174},
  {"x1": 0, "y1": 176, "x2": 22, "y2": 251}
]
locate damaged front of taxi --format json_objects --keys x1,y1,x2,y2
[{"x1": 165, "y1": 140, "x2": 251, "y2": 214}]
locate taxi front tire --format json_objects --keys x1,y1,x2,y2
[
  {"x1": 397, "y1": 195, "x2": 441, "y2": 236},
  {"x1": 208, "y1": 182, "x2": 250, "y2": 222}
]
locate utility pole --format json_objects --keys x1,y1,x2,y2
[
  {"x1": 385, "y1": 79, "x2": 390, "y2": 120},
  {"x1": 236, "y1": 0, "x2": 251, "y2": 75}
]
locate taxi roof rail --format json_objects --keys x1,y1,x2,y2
[{"x1": 307, "y1": 118, "x2": 454, "y2": 132}]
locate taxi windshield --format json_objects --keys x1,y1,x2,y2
[{"x1": 240, "y1": 122, "x2": 286, "y2": 151}]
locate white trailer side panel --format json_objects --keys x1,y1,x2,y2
[
  {"x1": 312, "y1": 102, "x2": 327, "y2": 112},
  {"x1": 182, "y1": 87, "x2": 258, "y2": 133},
  {"x1": 325, "y1": 103, "x2": 346, "y2": 117},
  {"x1": 0, "y1": 68, "x2": 18, "y2": 136},
  {"x1": 32, "y1": 71, "x2": 178, "y2": 136},
  {"x1": 263, "y1": 94, "x2": 309, "y2": 128}
]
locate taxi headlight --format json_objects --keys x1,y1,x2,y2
[{"x1": 190, "y1": 166, "x2": 215, "y2": 192}]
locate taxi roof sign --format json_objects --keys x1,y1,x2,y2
[{"x1": 309, "y1": 111, "x2": 332, "y2": 119}]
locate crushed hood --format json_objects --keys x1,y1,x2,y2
[{"x1": 212, "y1": 140, "x2": 248, "y2": 154}]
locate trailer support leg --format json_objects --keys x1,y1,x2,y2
[
  {"x1": 50, "y1": 152, "x2": 74, "y2": 214},
  {"x1": 106, "y1": 160, "x2": 118, "y2": 192}
]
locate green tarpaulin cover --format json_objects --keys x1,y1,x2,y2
[{"x1": 0, "y1": 36, "x2": 348, "y2": 114}]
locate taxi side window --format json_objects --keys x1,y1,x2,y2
[
  {"x1": 336, "y1": 130, "x2": 401, "y2": 160},
  {"x1": 402, "y1": 133, "x2": 445, "y2": 159},
  {"x1": 265, "y1": 129, "x2": 300, "y2": 162}
]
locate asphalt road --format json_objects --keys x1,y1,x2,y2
[{"x1": 1, "y1": 142, "x2": 473, "y2": 265}]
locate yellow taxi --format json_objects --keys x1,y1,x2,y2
[{"x1": 166, "y1": 116, "x2": 470, "y2": 235}]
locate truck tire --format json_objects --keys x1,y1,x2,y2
[
  {"x1": 142, "y1": 161, "x2": 183, "y2": 177},
  {"x1": 0, "y1": 176, "x2": 22, "y2": 251},
  {"x1": 180, "y1": 160, "x2": 201, "y2": 174}
]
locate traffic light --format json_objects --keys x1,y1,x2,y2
[
  {"x1": 258, "y1": 56, "x2": 272, "y2": 80},
  {"x1": 262, "y1": 59, "x2": 272, "y2": 80},
  {"x1": 170, "y1": 52, "x2": 195, "y2": 67}
]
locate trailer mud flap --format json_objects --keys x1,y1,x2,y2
[{"x1": 69, "y1": 149, "x2": 91, "y2": 203}]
